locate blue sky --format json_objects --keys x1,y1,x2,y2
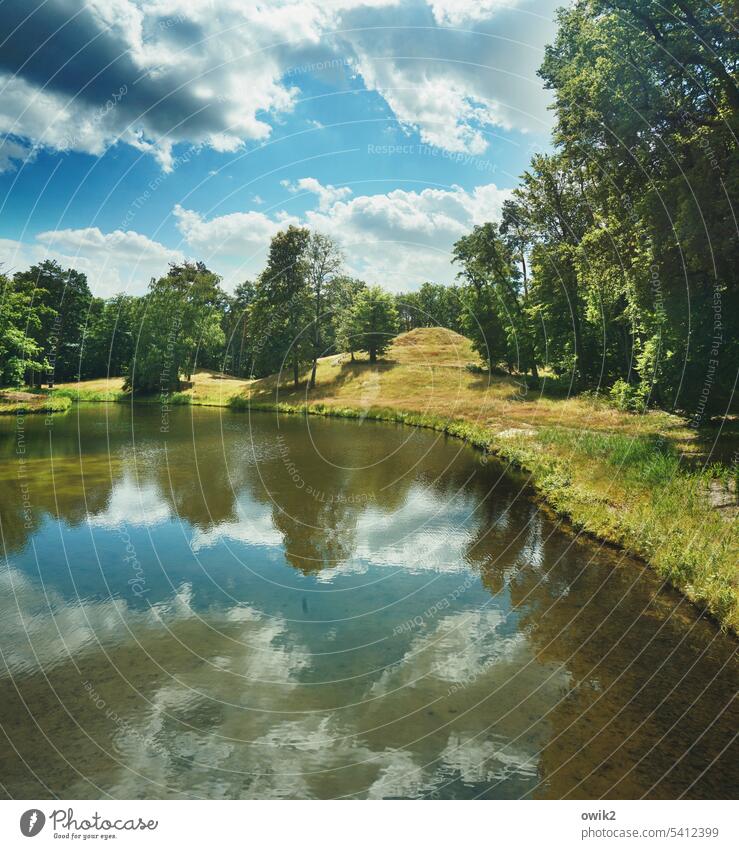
[{"x1": 0, "y1": 0, "x2": 559, "y2": 295}]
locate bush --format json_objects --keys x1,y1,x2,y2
[{"x1": 609, "y1": 378, "x2": 649, "y2": 413}]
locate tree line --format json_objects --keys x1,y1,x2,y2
[
  {"x1": 0, "y1": 246, "x2": 470, "y2": 395},
  {"x1": 1, "y1": 0, "x2": 735, "y2": 417},
  {"x1": 0, "y1": 228, "x2": 401, "y2": 394},
  {"x1": 449, "y1": 0, "x2": 736, "y2": 416}
]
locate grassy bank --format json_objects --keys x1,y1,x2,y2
[
  {"x1": 0, "y1": 391, "x2": 72, "y2": 415},
  {"x1": 49, "y1": 328, "x2": 737, "y2": 630}
]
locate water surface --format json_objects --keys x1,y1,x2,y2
[{"x1": 0, "y1": 405, "x2": 736, "y2": 799}]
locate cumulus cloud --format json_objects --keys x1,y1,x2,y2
[
  {"x1": 0, "y1": 0, "x2": 312, "y2": 169},
  {"x1": 172, "y1": 203, "x2": 301, "y2": 275},
  {"x1": 304, "y1": 181, "x2": 511, "y2": 288},
  {"x1": 169, "y1": 179, "x2": 509, "y2": 290},
  {"x1": 282, "y1": 177, "x2": 353, "y2": 210},
  {"x1": 0, "y1": 228, "x2": 183, "y2": 296},
  {"x1": 0, "y1": 0, "x2": 557, "y2": 170},
  {"x1": 171, "y1": 178, "x2": 509, "y2": 289},
  {"x1": 2, "y1": 176, "x2": 509, "y2": 294},
  {"x1": 342, "y1": 1, "x2": 558, "y2": 151}
]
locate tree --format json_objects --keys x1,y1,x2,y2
[
  {"x1": 13, "y1": 260, "x2": 92, "y2": 386},
  {"x1": 222, "y1": 281, "x2": 256, "y2": 377},
  {"x1": 248, "y1": 226, "x2": 312, "y2": 386},
  {"x1": 348, "y1": 286, "x2": 399, "y2": 363},
  {"x1": 127, "y1": 262, "x2": 226, "y2": 394},
  {"x1": 395, "y1": 283, "x2": 464, "y2": 332},
  {"x1": 395, "y1": 291, "x2": 421, "y2": 332},
  {"x1": 306, "y1": 232, "x2": 343, "y2": 388},
  {"x1": 452, "y1": 224, "x2": 523, "y2": 373},
  {"x1": 330, "y1": 276, "x2": 367, "y2": 362},
  {"x1": 0, "y1": 272, "x2": 48, "y2": 386},
  {"x1": 81, "y1": 294, "x2": 135, "y2": 379},
  {"x1": 523, "y1": 0, "x2": 738, "y2": 409},
  {"x1": 500, "y1": 200, "x2": 542, "y2": 379}
]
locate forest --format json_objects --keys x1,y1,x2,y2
[{"x1": 0, "y1": 0, "x2": 736, "y2": 419}]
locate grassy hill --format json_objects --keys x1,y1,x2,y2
[{"x1": 50, "y1": 327, "x2": 738, "y2": 631}]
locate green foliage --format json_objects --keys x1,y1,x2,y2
[
  {"x1": 342, "y1": 285, "x2": 399, "y2": 363},
  {"x1": 452, "y1": 223, "x2": 540, "y2": 375},
  {"x1": 81, "y1": 294, "x2": 135, "y2": 379},
  {"x1": 609, "y1": 378, "x2": 649, "y2": 413},
  {"x1": 395, "y1": 282, "x2": 464, "y2": 333},
  {"x1": 12, "y1": 259, "x2": 92, "y2": 385},
  {"x1": 330, "y1": 276, "x2": 367, "y2": 361},
  {"x1": 222, "y1": 280, "x2": 256, "y2": 377},
  {"x1": 0, "y1": 272, "x2": 48, "y2": 386},
  {"x1": 248, "y1": 226, "x2": 313, "y2": 385},
  {"x1": 52, "y1": 386, "x2": 128, "y2": 402},
  {"x1": 517, "y1": 0, "x2": 739, "y2": 413},
  {"x1": 127, "y1": 261, "x2": 226, "y2": 394},
  {"x1": 306, "y1": 232, "x2": 344, "y2": 387}
]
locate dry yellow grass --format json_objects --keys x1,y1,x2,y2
[{"x1": 246, "y1": 327, "x2": 684, "y2": 438}]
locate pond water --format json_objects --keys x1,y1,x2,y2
[{"x1": 0, "y1": 405, "x2": 736, "y2": 799}]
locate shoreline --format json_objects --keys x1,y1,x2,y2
[{"x1": 33, "y1": 386, "x2": 738, "y2": 635}]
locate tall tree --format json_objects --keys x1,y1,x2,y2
[
  {"x1": 13, "y1": 260, "x2": 92, "y2": 386},
  {"x1": 222, "y1": 281, "x2": 256, "y2": 377},
  {"x1": 81, "y1": 294, "x2": 135, "y2": 379},
  {"x1": 529, "y1": 0, "x2": 738, "y2": 410},
  {"x1": 127, "y1": 262, "x2": 225, "y2": 394},
  {"x1": 306, "y1": 232, "x2": 343, "y2": 388},
  {"x1": 330, "y1": 276, "x2": 367, "y2": 362},
  {"x1": 0, "y1": 272, "x2": 48, "y2": 386},
  {"x1": 452, "y1": 224, "x2": 527, "y2": 374},
  {"x1": 249, "y1": 226, "x2": 312, "y2": 386}
]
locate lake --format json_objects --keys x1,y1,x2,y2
[{"x1": 0, "y1": 405, "x2": 736, "y2": 799}]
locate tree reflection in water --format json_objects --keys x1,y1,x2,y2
[{"x1": 0, "y1": 406, "x2": 735, "y2": 799}]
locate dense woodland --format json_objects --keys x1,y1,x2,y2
[{"x1": 0, "y1": 0, "x2": 736, "y2": 417}]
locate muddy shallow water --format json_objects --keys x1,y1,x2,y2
[{"x1": 0, "y1": 405, "x2": 736, "y2": 799}]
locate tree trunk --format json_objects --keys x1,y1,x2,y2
[
  {"x1": 238, "y1": 322, "x2": 246, "y2": 376},
  {"x1": 293, "y1": 355, "x2": 299, "y2": 389},
  {"x1": 369, "y1": 348, "x2": 377, "y2": 364},
  {"x1": 310, "y1": 285, "x2": 321, "y2": 389}
]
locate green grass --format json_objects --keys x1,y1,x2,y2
[
  {"x1": 0, "y1": 394, "x2": 72, "y2": 415},
  {"x1": 52, "y1": 386, "x2": 129, "y2": 403},
  {"x1": 538, "y1": 429, "x2": 682, "y2": 486}
]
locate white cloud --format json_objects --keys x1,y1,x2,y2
[
  {"x1": 343, "y1": 1, "x2": 558, "y2": 152},
  {"x1": 282, "y1": 177, "x2": 353, "y2": 211},
  {"x1": 353, "y1": 62, "x2": 506, "y2": 154},
  {"x1": 0, "y1": 135, "x2": 35, "y2": 172},
  {"x1": 172, "y1": 204, "x2": 302, "y2": 284},
  {"x1": 175, "y1": 179, "x2": 510, "y2": 290},
  {"x1": 0, "y1": 0, "x2": 318, "y2": 170},
  {"x1": 2, "y1": 177, "x2": 509, "y2": 295},
  {"x1": 0, "y1": 0, "x2": 556, "y2": 170},
  {"x1": 305, "y1": 181, "x2": 510, "y2": 288},
  {"x1": 0, "y1": 228, "x2": 182, "y2": 296},
  {"x1": 429, "y1": 0, "x2": 520, "y2": 27}
]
